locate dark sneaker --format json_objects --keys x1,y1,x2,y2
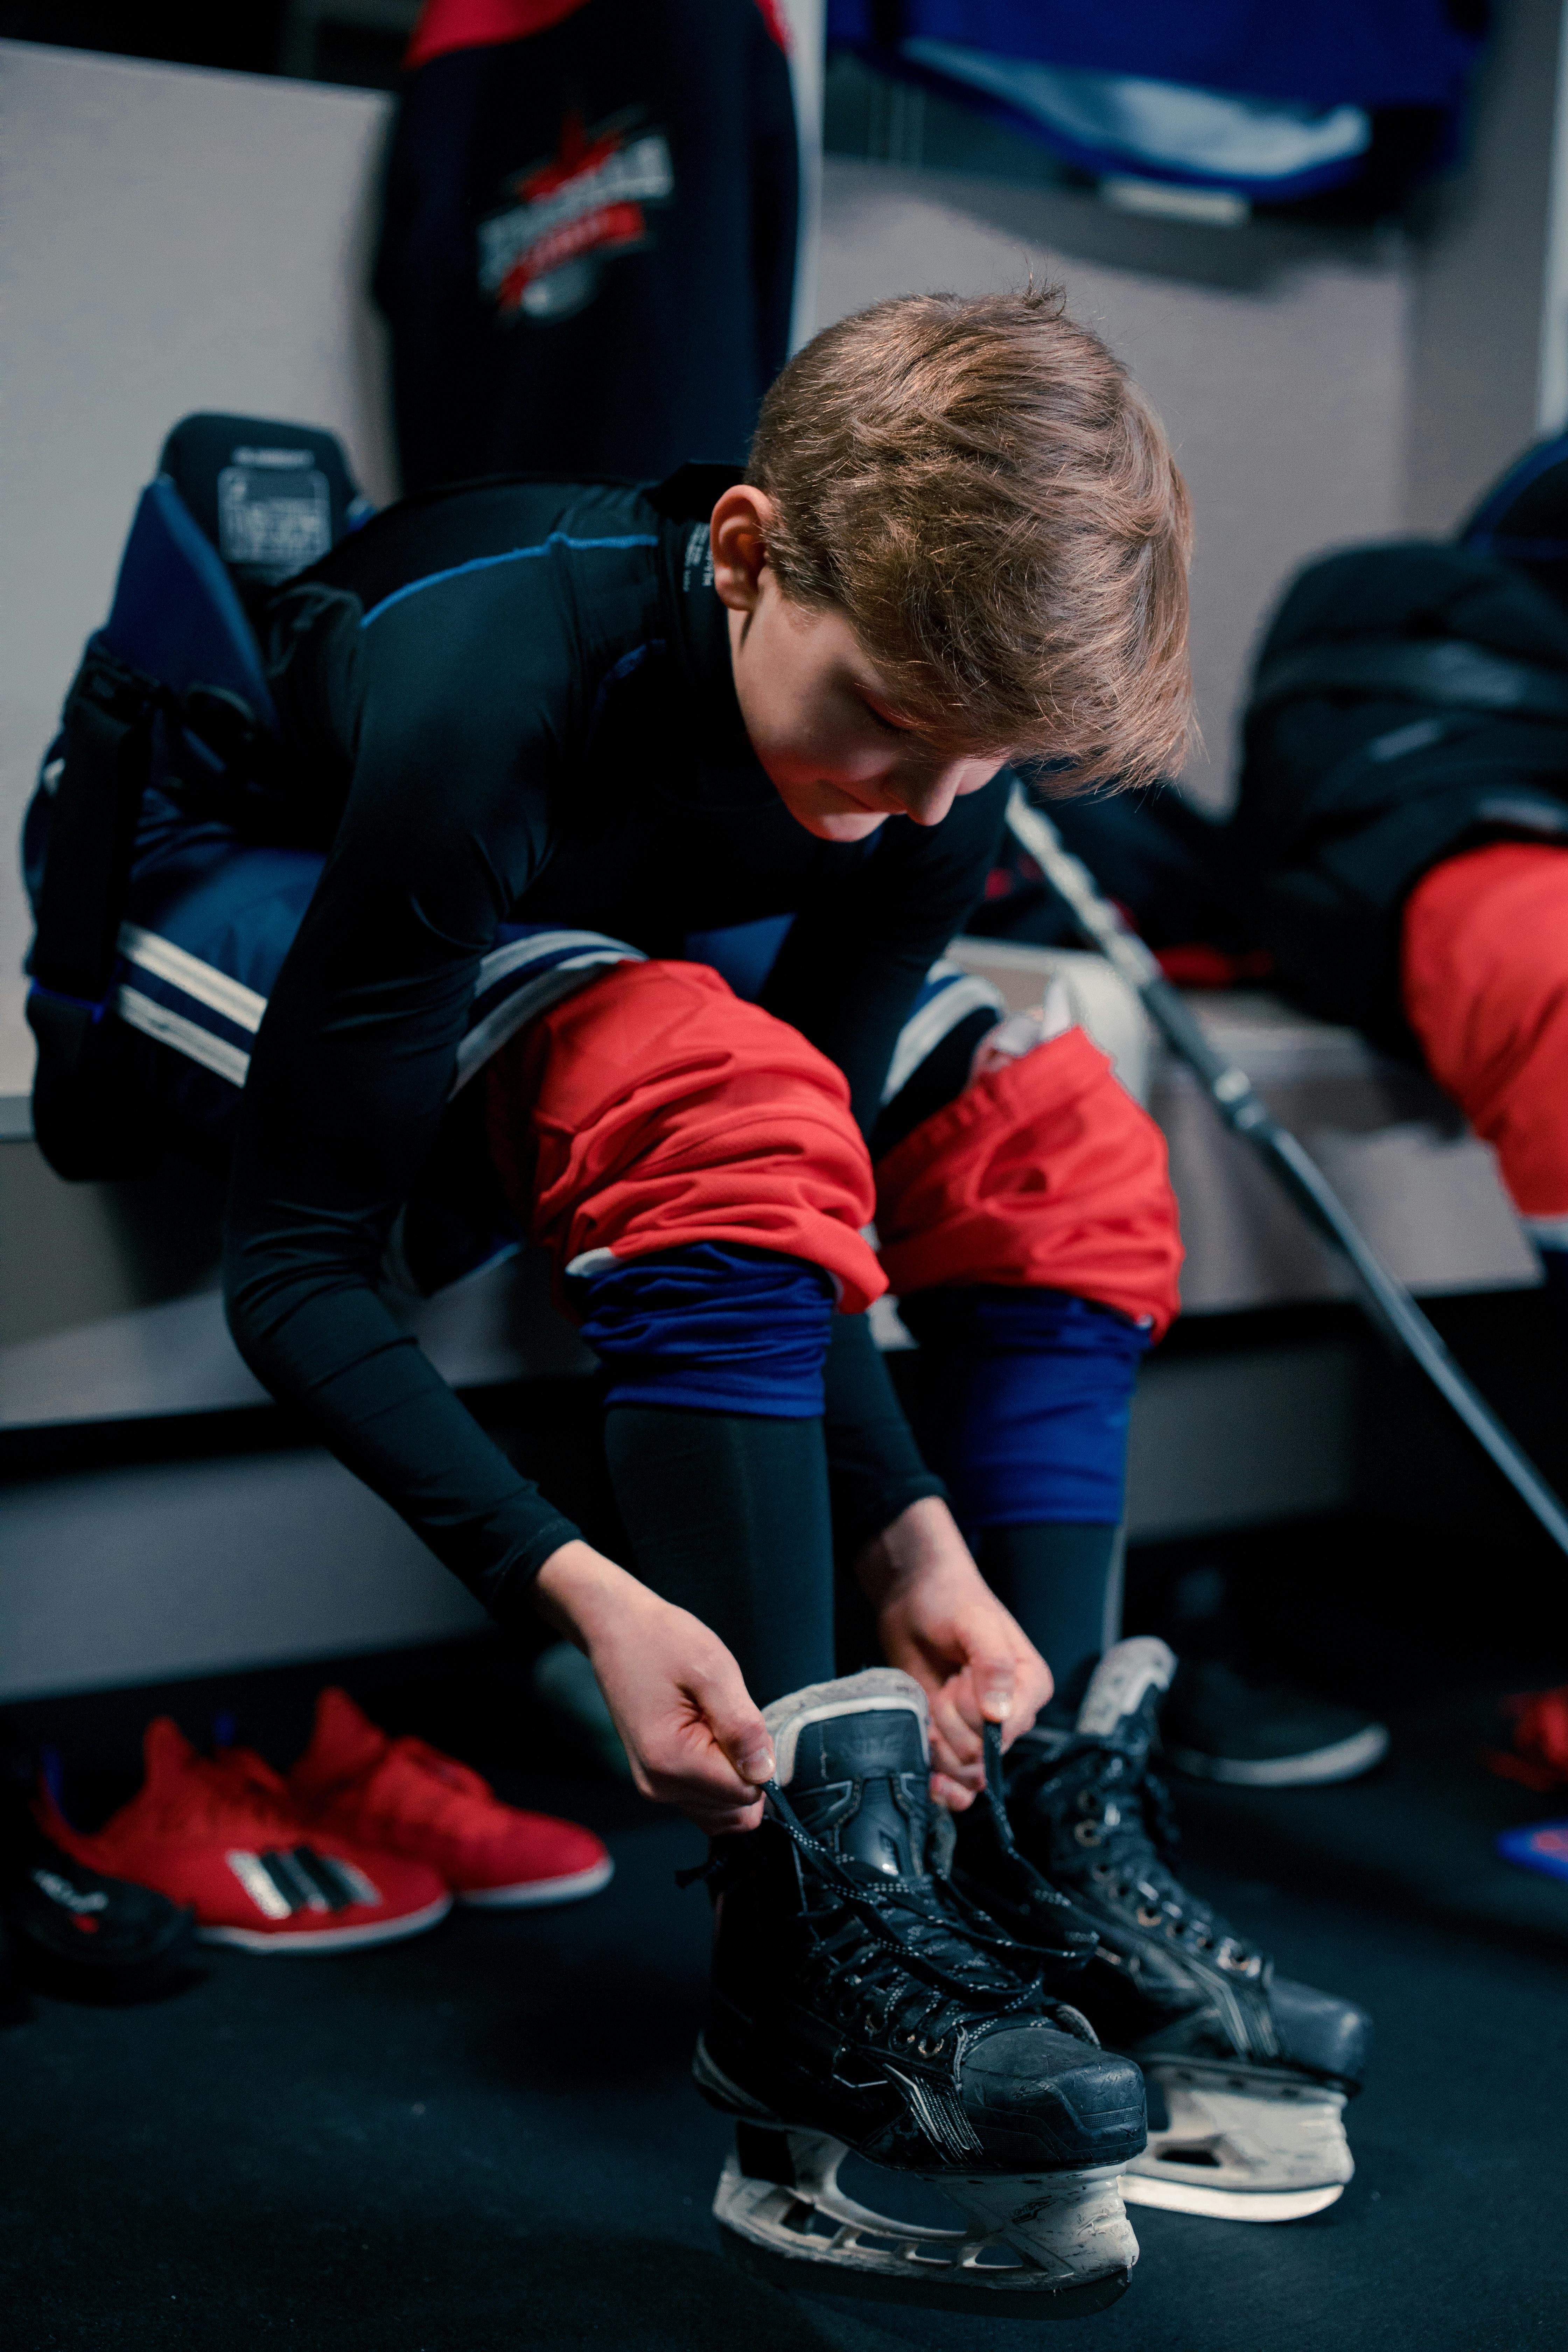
[
  {"x1": 1, "y1": 1786, "x2": 197, "y2": 2005},
  {"x1": 692, "y1": 1669, "x2": 1143, "y2": 2316},
  {"x1": 1160, "y1": 1657, "x2": 1389, "y2": 1787},
  {"x1": 954, "y1": 1639, "x2": 1372, "y2": 2223}
]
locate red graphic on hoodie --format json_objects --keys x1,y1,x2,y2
[{"x1": 478, "y1": 108, "x2": 674, "y2": 323}]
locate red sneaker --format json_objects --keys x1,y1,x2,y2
[
  {"x1": 289, "y1": 1688, "x2": 614, "y2": 1909},
  {"x1": 43, "y1": 1719, "x2": 451, "y2": 1954}
]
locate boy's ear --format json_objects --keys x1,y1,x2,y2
[{"x1": 709, "y1": 485, "x2": 777, "y2": 614}]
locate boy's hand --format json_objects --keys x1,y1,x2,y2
[
  {"x1": 534, "y1": 1543, "x2": 775, "y2": 1835},
  {"x1": 855, "y1": 1498, "x2": 1052, "y2": 1810}
]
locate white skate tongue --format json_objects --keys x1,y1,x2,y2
[
  {"x1": 762, "y1": 1668, "x2": 928, "y2": 1786},
  {"x1": 1076, "y1": 1638, "x2": 1176, "y2": 1739}
]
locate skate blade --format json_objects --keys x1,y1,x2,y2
[
  {"x1": 1128, "y1": 2065, "x2": 1353, "y2": 2222},
  {"x1": 714, "y1": 2133, "x2": 1134, "y2": 2319},
  {"x1": 1123, "y1": 2172, "x2": 1345, "y2": 2224}
]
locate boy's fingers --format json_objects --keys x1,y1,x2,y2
[
  {"x1": 689, "y1": 1660, "x2": 776, "y2": 1787},
  {"x1": 689, "y1": 1793, "x2": 766, "y2": 1835},
  {"x1": 927, "y1": 1709, "x2": 986, "y2": 1792},
  {"x1": 930, "y1": 1688, "x2": 983, "y2": 1768},
  {"x1": 1002, "y1": 1651, "x2": 1053, "y2": 1744},
  {"x1": 972, "y1": 1650, "x2": 1016, "y2": 1725},
  {"x1": 643, "y1": 1748, "x2": 765, "y2": 1817}
]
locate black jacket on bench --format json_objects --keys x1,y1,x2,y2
[{"x1": 1234, "y1": 541, "x2": 1568, "y2": 1053}]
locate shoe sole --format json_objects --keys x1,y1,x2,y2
[
  {"x1": 196, "y1": 1892, "x2": 452, "y2": 1953},
  {"x1": 1122, "y1": 2174, "x2": 1345, "y2": 2223},
  {"x1": 1164, "y1": 1722, "x2": 1389, "y2": 1787},
  {"x1": 456, "y1": 1857, "x2": 614, "y2": 1908}
]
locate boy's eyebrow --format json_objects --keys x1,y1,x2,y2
[{"x1": 849, "y1": 673, "x2": 913, "y2": 727}]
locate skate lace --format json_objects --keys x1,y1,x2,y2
[
  {"x1": 686, "y1": 1781, "x2": 1096, "y2": 2056},
  {"x1": 1009, "y1": 1734, "x2": 1260, "y2": 1975}
]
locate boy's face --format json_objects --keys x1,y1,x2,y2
[{"x1": 710, "y1": 488, "x2": 1004, "y2": 844}]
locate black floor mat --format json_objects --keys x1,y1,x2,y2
[{"x1": 5, "y1": 1670, "x2": 1568, "y2": 2352}]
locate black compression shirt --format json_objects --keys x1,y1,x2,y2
[{"x1": 226, "y1": 468, "x2": 1007, "y2": 1618}]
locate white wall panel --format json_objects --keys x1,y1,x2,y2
[
  {"x1": 0, "y1": 1451, "x2": 487, "y2": 1704},
  {"x1": 0, "y1": 42, "x2": 397, "y2": 1102}
]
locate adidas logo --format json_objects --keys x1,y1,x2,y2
[{"x1": 224, "y1": 1847, "x2": 382, "y2": 1920}]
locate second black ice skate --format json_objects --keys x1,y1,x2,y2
[
  {"x1": 691, "y1": 1668, "x2": 1145, "y2": 2316},
  {"x1": 953, "y1": 1638, "x2": 1372, "y2": 2224}
]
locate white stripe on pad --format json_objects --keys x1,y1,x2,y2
[{"x1": 118, "y1": 922, "x2": 267, "y2": 1033}]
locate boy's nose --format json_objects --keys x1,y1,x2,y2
[{"x1": 897, "y1": 761, "x2": 972, "y2": 826}]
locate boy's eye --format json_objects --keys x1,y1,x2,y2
[{"x1": 861, "y1": 698, "x2": 908, "y2": 736}]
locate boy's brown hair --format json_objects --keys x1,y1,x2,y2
[{"x1": 747, "y1": 285, "x2": 1194, "y2": 790}]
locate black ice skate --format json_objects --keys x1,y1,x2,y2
[
  {"x1": 690, "y1": 1668, "x2": 1145, "y2": 2317},
  {"x1": 954, "y1": 1638, "x2": 1372, "y2": 2224}
]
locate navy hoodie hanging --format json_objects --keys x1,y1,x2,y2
[{"x1": 374, "y1": 0, "x2": 800, "y2": 491}]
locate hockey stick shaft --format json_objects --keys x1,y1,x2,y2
[{"x1": 1004, "y1": 784, "x2": 1568, "y2": 1558}]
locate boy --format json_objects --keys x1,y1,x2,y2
[
  {"x1": 150, "y1": 286, "x2": 1360, "y2": 2283},
  {"x1": 233, "y1": 286, "x2": 1191, "y2": 1819}
]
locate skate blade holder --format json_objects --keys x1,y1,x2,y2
[
  {"x1": 716, "y1": 2124, "x2": 1135, "y2": 2318},
  {"x1": 1124, "y1": 2063, "x2": 1353, "y2": 2224}
]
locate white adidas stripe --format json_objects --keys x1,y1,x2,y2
[
  {"x1": 118, "y1": 922, "x2": 267, "y2": 1033},
  {"x1": 879, "y1": 967, "x2": 1006, "y2": 1106},
  {"x1": 117, "y1": 985, "x2": 251, "y2": 1087},
  {"x1": 113, "y1": 921, "x2": 641, "y2": 1097},
  {"x1": 474, "y1": 926, "x2": 643, "y2": 997},
  {"x1": 450, "y1": 951, "x2": 638, "y2": 1094}
]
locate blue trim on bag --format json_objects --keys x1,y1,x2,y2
[
  {"x1": 359, "y1": 533, "x2": 659, "y2": 629},
  {"x1": 1462, "y1": 430, "x2": 1568, "y2": 547},
  {"x1": 28, "y1": 983, "x2": 110, "y2": 1021},
  {"x1": 106, "y1": 478, "x2": 279, "y2": 727}
]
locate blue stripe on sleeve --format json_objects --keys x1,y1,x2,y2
[{"x1": 359, "y1": 533, "x2": 659, "y2": 629}]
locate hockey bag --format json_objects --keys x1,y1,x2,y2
[{"x1": 22, "y1": 413, "x2": 372, "y2": 1179}]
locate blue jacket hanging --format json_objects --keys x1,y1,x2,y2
[{"x1": 829, "y1": 2, "x2": 1488, "y2": 207}]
